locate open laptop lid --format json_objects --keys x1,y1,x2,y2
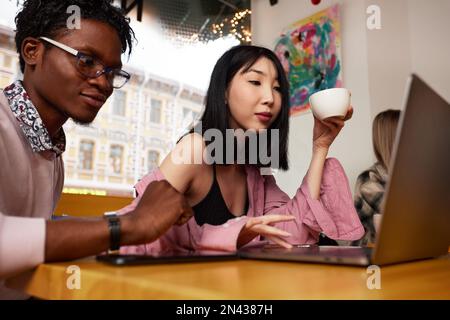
[{"x1": 371, "y1": 74, "x2": 450, "y2": 265}]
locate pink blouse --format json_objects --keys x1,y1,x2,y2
[{"x1": 117, "y1": 158, "x2": 364, "y2": 254}]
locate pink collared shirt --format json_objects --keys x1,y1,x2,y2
[
  {"x1": 0, "y1": 87, "x2": 64, "y2": 298},
  {"x1": 118, "y1": 158, "x2": 365, "y2": 254},
  {"x1": 0, "y1": 213, "x2": 46, "y2": 279}
]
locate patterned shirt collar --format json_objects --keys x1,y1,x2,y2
[{"x1": 3, "y1": 80, "x2": 66, "y2": 156}]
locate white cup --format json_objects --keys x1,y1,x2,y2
[{"x1": 309, "y1": 88, "x2": 351, "y2": 120}]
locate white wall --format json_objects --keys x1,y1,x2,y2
[
  {"x1": 365, "y1": 0, "x2": 450, "y2": 115},
  {"x1": 407, "y1": 0, "x2": 450, "y2": 103},
  {"x1": 365, "y1": 0, "x2": 412, "y2": 117},
  {"x1": 251, "y1": 0, "x2": 450, "y2": 197},
  {"x1": 252, "y1": 0, "x2": 374, "y2": 196}
]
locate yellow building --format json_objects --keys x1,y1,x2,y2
[
  {"x1": 0, "y1": 25, "x2": 204, "y2": 197},
  {"x1": 0, "y1": 25, "x2": 19, "y2": 89},
  {"x1": 63, "y1": 68, "x2": 204, "y2": 197}
]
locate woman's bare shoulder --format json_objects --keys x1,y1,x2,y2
[{"x1": 159, "y1": 133, "x2": 209, "y2": 194}]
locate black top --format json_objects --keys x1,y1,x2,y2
[{"x1": 193, "y1": 164, "x2": 248, "y2": 226}]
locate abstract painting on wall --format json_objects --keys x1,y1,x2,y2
[{"x1": 274, "y1": 5, "x2": 342, "y2": 116}]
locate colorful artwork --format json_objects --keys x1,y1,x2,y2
[{"x1": 274, "y1": 5, "x2": 342, "y2": 116}]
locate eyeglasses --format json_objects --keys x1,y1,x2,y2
[{"x1": 39, "y1": 37, "x2": 130, "y2": 89}]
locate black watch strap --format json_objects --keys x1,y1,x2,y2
[{"x1": 106, "y1": 214, "x2": 121, "y2": 251}]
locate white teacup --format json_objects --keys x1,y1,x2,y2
[{"x1": 309, "y1": 88, "x2": 351, "y2": 120}]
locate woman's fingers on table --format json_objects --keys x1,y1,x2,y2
[{"x1": 265, "y1": 235, "x2": 293, "y2": 249}]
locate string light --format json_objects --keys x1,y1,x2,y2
[{"x1": 212, "y1": 9, "x2": 252, "y2": 44}]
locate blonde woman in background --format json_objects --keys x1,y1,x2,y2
[{"x1": 353, "y1": 109, "x2": 401, "y2": 246}]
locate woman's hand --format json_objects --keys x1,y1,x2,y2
[
  {"x1": 237, "y1": 215, "x2": 296, "y2": 249},
  {"x1": 312, "y1": 106, "x2": 353, "y2": 152}
]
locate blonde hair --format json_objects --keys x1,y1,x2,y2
[{"x1": 372, "y1": 109, "x2": 401, "y2": 171}]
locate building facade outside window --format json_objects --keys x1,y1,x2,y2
[
  {"x1": 183, "y1": 107, "x2": 199, "y2": 122},
  {"x1": 109, "y1": 144, "x2": 124, "y2": 174},
  {"x1": 147, "y1": 150, "x2": 160, "y2": 172},
  {"x1": 79, "y1": 140, "x2": 95, "y2": 171},
  {"x1": 0, "y1": 0, "x2": 250, "y2": 196},
  {"x1": 112, "y1": 90, "x2": 127, "y2": 117},
  {"x1": 149, "y1": 98, "x2": 162, "y2": 124}
]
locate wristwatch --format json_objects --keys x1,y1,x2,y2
[{"x1": 105, "y1": 213, "x2": 121, "y2": 251}]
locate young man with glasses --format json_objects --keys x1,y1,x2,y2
[{"x1": 0, "y1": 0, "x2": 193, "y2": 299}]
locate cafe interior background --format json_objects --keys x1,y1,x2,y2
[{"x1": 0, "y1": 0, "x2": 448, "y2": 216}]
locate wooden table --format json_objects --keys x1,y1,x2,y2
[{"x1": 10, "y1": 254, "x2": 450, "y2": 300}]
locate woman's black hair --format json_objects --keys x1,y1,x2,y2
[
  {"x1": 15, "y1": 0, "x2": 136, "y2": 73},
  {"x1": 187, "y1": 45, "x2": 290, "y2": 170}
]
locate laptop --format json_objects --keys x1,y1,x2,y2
[{"x1": 239, "y1": 74, "x2": 450, "y2": 266}]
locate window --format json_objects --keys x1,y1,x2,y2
[
  {"x1": 109, "y1": 145, "x2": 124, "y2": 174},
  {"x1": 10, "y1": 0, "x2": 250, "y2": 196},
  {"x1": 182, "y1": 107, "x2": 191, "y2": 120},
  {"x1": 182, "y1": 107, "x2": 200, "y2": 124},
  {"x1": 79, "y1": 140, "x2": 95, "y2": 170},
  {"x1": 112, "y1": 90, "x2": 126, "y2": 116},
  {"x1": 150, "y1": 99, "x2": 162, "y2": 124},
  {"x1": 147, "y1": 150, "x2": 160, "y2": 172}
]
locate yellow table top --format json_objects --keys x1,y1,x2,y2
[{"x1": 13, "y1": 254, "x2": 450, "y2": 300}]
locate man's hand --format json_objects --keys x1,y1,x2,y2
[
  {"x1": 122, "y1": 181, "x2": 194, "y2": 245},
  {"x1": 45, "y1": 181, "x2": 193, "y2": 262}
]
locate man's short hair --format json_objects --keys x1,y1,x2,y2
[{"x1": 15, "y1": 0, "x2": 136, "y2": 73}]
